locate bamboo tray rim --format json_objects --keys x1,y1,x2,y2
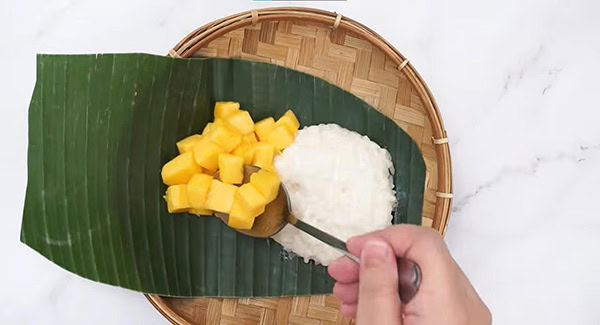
[{"x1": 148, "y1": 7, "x2": 453, "y2": 325}]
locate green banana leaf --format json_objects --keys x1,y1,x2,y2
[{"x1": 21, "y1": 53, "x2": 425, "y2": 297}]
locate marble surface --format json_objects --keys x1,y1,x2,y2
[{"x1": 2, "y1": 0, "x2": 599, "y2": 323}]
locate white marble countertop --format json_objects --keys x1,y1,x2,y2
[{"x1": 2, "y1": 0, "x2": 599, "y2": 324}]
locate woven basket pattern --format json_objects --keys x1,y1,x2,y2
[{"x1": 155, "y1": 296, "x2": 354, "y2": 325}]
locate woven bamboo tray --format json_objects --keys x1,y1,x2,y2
[{"x1": 147, "y1": 7, "x2": 452, "y2": 324}]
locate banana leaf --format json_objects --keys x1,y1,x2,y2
[{"x1": 20, "y1": 53, "x2": 425, "y2": 297}]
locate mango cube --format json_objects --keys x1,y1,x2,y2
[
  {"x1": 188, "y1": 208, "x2": 213, "y2": 216},
  {"x1": 187, "y1": 173, "x2": 213, "y2": 209},
  {"x1": 225, "y1": 110, "x2": 255, "y2": 135},
  {"x1": 267, "y1": 125, "x2": 295, "y2": 151},
  {"x1": 250, "y1": 169, "x2": 281, "y2": 203},
  {"x1": 214, "y1": 101, "x2": 240, "y2": 119},
  {"x1": 254, "y1": 117, "x2": 276, "y2": 142},
  {"x1": 232, "y1": 142, "x2": 255, "y2": 165},
  {"x1": 203, "y1": 119, "x2": 230, "y2": 135},
  {"x1": 252, "y1": 142, "x2": 275, "y2": 170},
  {"x1": 214, "y1": 118, "x2": 227, "y2": 127},
  {"x1": 161, "y1": 151, "x2": 202, "y2": 186},
  {"x1": 202, "y1": 123, "x2": 213, "y2": 135},
  {"x1": 208, "y1": 124, "x2": 242, "y2": 152},
  {"x1": 262, "y1": 164, "x2": 277, "y2": 173},
  {"x1": 206, "y1": 180, "x2": 238, "y2": 213},
  {"x1": 237, "y1": 183, "x2": 267, "y2": 217},
  {"x1": 243, "y1": 132, "x2": 258, "y2": 145},
  {"x1": 227, "y1": 198, "x2": 255, "y2": 230},
  {"x1": 218, "y1": 154, "x2": 244, "y2": 185},
  {"x1": 193, "y1": 137, "x2": 225, "y2": 172},
  {"x1": 276, "y1": 110, "x2": 300, "y2": 134},
  {"x1": 176, "y1": 134, "x2": 204, "y2": 154},
  {"x1": 165, "y1": 185, "x2": 191, "y2": 213}
]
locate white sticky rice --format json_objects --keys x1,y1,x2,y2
[{"x1": 272, "y1": 124, "x2": 396, "y2": 265}]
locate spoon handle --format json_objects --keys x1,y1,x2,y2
[
  {"x1": 289, "y1": 217, "x2": 421, "y2": 303},
  {"x1": 291, "y1": 218, "x2": 360, "y2": 262}
]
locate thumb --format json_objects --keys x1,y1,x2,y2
[{"x1": 356, "y1": 238, "x2": 402, "y2": 325}]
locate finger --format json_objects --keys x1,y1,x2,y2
[
  {"x1": 328, "y1": 256, "x2": 359, "y2": 283},
  {"x1": 333, "y1": 282, "x2": 359, "y2": 304},
  {"x1": 340, "y1": 304, "x2": 357, "y2": 318},
  {"x1": 356, "y1": 239, "x2": 402, "y2": 325},
  {"x1": 348, "y1": 224, "x2": 445, "y2": 267}
]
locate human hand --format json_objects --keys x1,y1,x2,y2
[{"x1": 328, "y1": 225, "x2": 491, "y2": 325}]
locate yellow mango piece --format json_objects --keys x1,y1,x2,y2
[
  {"x1": 218, "y1": 154, "x2": 244, "y2": 185},
  {"x1": 161, "y1": 151, "x2": 202, "y2": 186},
  {"x1": 252, "y1": 142, "x2": 275, "y2": 170},
  {"x1": 214, "y1": 118, "x2": 227, "y2": 127},
  {"x1": 165, "y1": 185, "x2": 191, "y2": 213},
  {"x1": 206, "y1": 179, "x2": 238, "y2": 213},
  {"x1": 250, "y1": 169, "x2": 281, "y2": 203},
  {"x1": 227, "y1": 197, "x2": 255, "y2": 230},
  {"x1": 193, "y1": 137, "x2": 225, "y2": 172},
  {"x1": 267, "y1": 125, "x2": 295, "y2": 151},
  {"x1": 261, "y1": 164, "x2": 277, "y2": 173},
  {"x1": 202, "y1": 123, "x2": 213, "y2": 135},
  {"x1": 225, "y1": 110, "x2": 255, "y2": 135},
  {"x1": 254, "y1": 117, "x2": 275, "y2": 142},
  {"x1": 276, "y1": 110, "x2": 300, "y2": 134},
  {"x1": 208, "y1": 124, "x2": 242, "y2": 152},
  {"x1": 203, "y1": 119, "x2": 232, "y2": 136},
  {"x1": 237, "y1": 183, "x2": 267, "y2": 217},
  {"x1": 242, "y1": 132, "x2": 258, "y2": 145},
  {"x1": 187, "y1": 173, "x2": 213, "y2": 209},
  {"x1": 176, "y1": 134, "x2": 204, "y2": 154},
  {"x1": 188, "y1": 208, "x2": 213, "y2": 216},
  {"x1": 232, "y1": 142, "x2": 255, "y2": 165},
  {"x1": 214, "y1": 101, "x2": 240, "y2": 119},
  {"x1": 203, "y1": 119, "x2": 228, "y2": 136}
]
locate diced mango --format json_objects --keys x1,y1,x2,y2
[
  {"x1": 187, "y1": 173, "x2": 213, "y2": 209},
  {"x1": 202, "y1": 123, "x2": 213, "y2": 135},
  {"x1": 165, "y1": 185, "x2": 191, "y2": 213},
  {"x1": 225, "y1": 110, "x2": 254, "y2": 135},
  {"x1": 267, "y1": 125, "x2": 295, "y2": 151},
  {"x1": 237, "y1": 183, "x2": 267, "y2": 217},
  {"x1": 252, "y1": 142, "x2": 275, "y2": 170},
  {"x1": 242, "y1": 132, "x2": 258, "y2": 145},
  {"x1": 262, "y1": 164, "x2": 277, "y2": 173},
  {"x1": 250, "y1": 169, "x2": 281, "y2": 203},
  {"x1": 227, "y1": 197, "x2": 255, "y2": 230},
  {"x1": 188, "y1": 208, "x2": 213, "y2": 216},
  {"x1": 214, "y1": 118, "x2": 228, "y2": 127},
  {"x1": 207, "y1": 124, "x2": 242, "y2": 152},
  {"x1": 206, "y1": 179, "x2": 238, "y2": 213},
  {"x1": 161, "y1": 151, "x2": 202, "y2": 186},
  {"x1": 176, "y1": 134, "x2": 204, "y2": 154},
  {"x1": 276, "y1": 110, "x2": 300, "y2": 134},
  {"x1": 218, "y1": 154, "x2": 244, "y2": 185},
  {"x1": 214, "y1": 102, "x2": 240, "y2": 119},
  {"x1": 193, "y1": 137, "x2": 225, "y2": 172},
  {"x1": 254, "y1": 117, "x2": 276, "y2": 142},
  {"x1": 232, "y1": 142, "x2": 255, "y2": 165}
]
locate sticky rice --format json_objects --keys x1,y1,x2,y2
[{"x1": 273, "y1": 124, "x2": 396, "y2": 265}]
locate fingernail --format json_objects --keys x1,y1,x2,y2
[
  {"x1": 361, "y1": 239, "x2": 390, "y2": 267},
  {"x1": 398, "y1": 258, "x2": 421, "y2": 302}
]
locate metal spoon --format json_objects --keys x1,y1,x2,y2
[{"x1": 214, "y1": 165, "x2": 421, "y2": 303}]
